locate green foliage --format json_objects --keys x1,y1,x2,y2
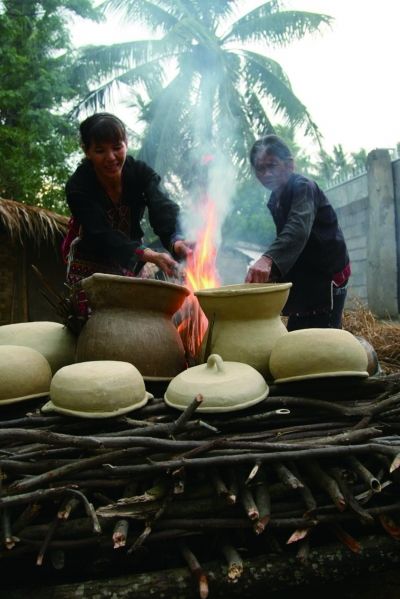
[
  {"x1": 0, "y1": 0, "x2": 99, "y2": 213},
  {"x1": 316, "y1": 144, "x2": 368, "y2": 186},
  {"x1": 222, "y1": 177, "x2": 275, "y2": 246},
  {"x1": 73, "y1": 0, "x2": 332, "y2": 184}
]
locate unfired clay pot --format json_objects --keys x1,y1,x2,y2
[
  {"x1": 0, "y1": 321, "x2": 76, "y2": 374},
  {"x1": 0, "y1": 345, "x2": 52, "y2": 404},
  {"x1": 269, "y1": 328, "x2": 369, "y2": 384},
  {"x1": 164, "y1": 353, "x2": 269, "y2": 413},
  {"x1": 42, "y1": 360, "x2": 152, "y2": 418},
  {"x1": 195, "y1": 282, "x2": 292, "y2": 379},
  {"x1": 76, "y1": 273, "x2": 190, "y2": 380}
]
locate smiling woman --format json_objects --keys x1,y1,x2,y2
[{"x1": 63, "y1": 112, "x2": 193, "y2": 316}]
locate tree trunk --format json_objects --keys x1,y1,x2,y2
[{"x1": 5, "y1": 534, "x2": 400, "y2": 599}]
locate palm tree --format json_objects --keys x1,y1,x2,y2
[{"x1": 73, "y1": 0, "x2": 332, "y2": 184}]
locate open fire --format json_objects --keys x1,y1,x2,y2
[{"x1": 177, "y1": 195, "x2": 221, "y2": 361}]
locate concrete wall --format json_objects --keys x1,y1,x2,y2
[
  {"x1": 326, "y1": 173, "x2": 369, "y2": 306},
  {"x1": 326, "y1": 151, "x2": 400, "y2": 317}
]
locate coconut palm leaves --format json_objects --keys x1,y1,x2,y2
[{"x1": 73, "y1": 0, "x2": 331, "y2": 179}]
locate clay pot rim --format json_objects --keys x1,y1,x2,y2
[
  {"x1": 41, "y1": 391, "x2": 152, "y2": 419},
  {"x1": 194, "y1": 282, "x2": 292, "y2": 297},
  {"x1": 274, "y1": 370, "x2": 369, "y2": 384},
  {"x1": 82, "y1": 273, "x2": 191, "y2": 296},
  {"x1": 164, "y1": 389, "x2": 269, "y2": 413},
  {"x1": 0, "y1": 391, "x2": 49, "y2": 406}
]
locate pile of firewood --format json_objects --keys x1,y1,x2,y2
[{"x1": 2, "y1": 374, "x2": 400, "y2": 596}]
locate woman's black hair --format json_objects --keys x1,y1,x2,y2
[
  {"x1": 250, "y1": 134, "x2": 292, "y2": 167},
  {"x1": 79, "y1": 113, "x2": 127, "y2": 150}
]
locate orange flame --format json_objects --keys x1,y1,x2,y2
[{"x1": 177, "y1": 195, "x2": 221, "y2": 360}]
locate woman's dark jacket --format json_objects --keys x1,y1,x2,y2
[
  {"x1": 65, "y1": 156, "x2": 181, "y2": 269},
  {"x1": 264, "y1": 173, "x2": 350, "y2": 316}
]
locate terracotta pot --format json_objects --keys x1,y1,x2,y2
[
  {"x1": 194, "y1": 282, "x2": 292, "y2": 379},
  {"x1": 76, "y1": 274, "x2": 190, "y2": 380}
]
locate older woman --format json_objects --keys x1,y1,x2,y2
[{"x1": 245, "y1": 134, "x2": 351, "y2": 331}]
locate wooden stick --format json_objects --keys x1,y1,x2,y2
[
  {"x1": 302, "y1": 461, "x2": 346, "y2": 512},
  {"x1": 2, "y1": 508, "x2": 16, "y2": 550},
  {"x1": 254, "y1": 473, "x2": 271, "y2": 534},
  {"x1": 346, "y1": 456, "x2": 382, "y2": 492},
  {"x1": 13, "y1": 503, "x2": 41, "y2": 534},
  {"x1": 127, "y1": 493, "x2": 172, "y2": 554},
  {"x1": 95, "y1": 443, "x2": 400, "y2": 476},
  {"x1": 225, "y1": 467, "x2": 239, "y2": 505},
  {"x1": 179, "y1": 541, "x2": 209, "y2": 599},
  {"x1": 273, "y1": 462, "x2": 304, "y2": 490},
  {"x1": 36, "y1": 517, "x2": 60, "y2": 566},
  {"x1": 112, "y1": 520, "x2": 129, "y2": 549},
  {"x1": 287, "y1": 462, "x2": 317, "y2": 513},
  {"x1": 329, "y1": 467, "x2": 374, "y2": 524},
  {"x1": 210, "y1": 468, "x2": 230, "y2": 499},
  {"x1": 170, "y1": 394, "x2": 204, "y2": 436},
  {"x1": 221, "y1": 543, "x2": 243, "y2": 583},
  {"x1": 239, "y1": 485, "x2": 259, "y2": 521}
]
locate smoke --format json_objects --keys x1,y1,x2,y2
[
  {"x1": 178, "y1": 67, "x2": 239, "y2": 253},
  {"x1": 181, "y1": 150, "x2": 236, "y2": 252}
]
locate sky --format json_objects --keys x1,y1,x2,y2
[{"x1": 70, "y1": 0, "x2": 400, "y2": 157}]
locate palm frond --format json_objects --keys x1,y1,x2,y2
[
  {"x1": 215, "y1": 64, "x2": 254, "y2": 169},
  {"x1": 138, "y1": 70, "x2": 196, "y2": 175},
  {"x1": 239, "y1": 50, "x2": 321, "y2": 141},
  {"x1": 244, "y1": 89, "x2": 276, "y2": 138},
  {"x1": 101, "y1": 0, "x2": 179, "y2": 31},
  {"x1": 223, "y1": 7, "x2": 332, "y2": 46},
  {"x1": 179, "y1": 0, "x2": 239, "y2": 29}
]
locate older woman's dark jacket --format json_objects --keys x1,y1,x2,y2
[{"x1": 264, "y1": 173, "x2": 350, "y2": 316}]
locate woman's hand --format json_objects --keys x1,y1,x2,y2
[
  {"x1": 143, "y1": 248, "x2": 178, "y2": 277},
  {"x1": 173, "y1": 239, "x2": 195, "y2": 260},
  {"x1": 245, "y1": 255, "x2": 273, "y2": 283}
]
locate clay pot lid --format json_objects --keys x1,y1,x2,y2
[
  {"x1": 42, "y1": 360, "x2": 153, "y2": 418},
  {"x1": 164, "y1": 354, "x2": 269, "y2": 413},
  {"x1": 269, "y1": 328, "x2": 369, "y2": 384},
  {"x1": 0, "y1": 345, "x2": 52, "y2": 405}
]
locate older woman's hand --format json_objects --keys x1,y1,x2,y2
[{"x1": 245, "y1": 255, "x2": 273, "y2": 283}]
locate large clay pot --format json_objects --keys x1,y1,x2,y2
[
  {"x1": 194, "y1": 282, "x2": 292, "y2": 380},
  {"x1": 76, "y1": 274, "x2": 190, "y2": 380}
]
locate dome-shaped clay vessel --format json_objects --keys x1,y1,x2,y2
[
  {"x1": 269, "y1": 328, "x2": 369, "y2": 384},
  {"x1": 0, "y1": 321, "x2": 76, "y2": 374},
  {"x1": 0, "y1": 345, "x2": 52, "y2": 404},
  {"x1": 76, "y1": 274, "x2": 191, "y2": 381},
  {"x1": 195, "y1": 283, "x2": 292, "y2": 379},
  {"x1": 355, "y1": 336, "x2": 380, "y2": 376},
  {"x1": 164, "y1": 353, "x2": 269, "y2": 413},
  {"x1": 42, "y1": 360, "x2": 152, "y2": 418}
]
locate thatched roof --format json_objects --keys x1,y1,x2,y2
[{"x1": 0, "y1": 198, "x2": 68, "y2": 245}]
